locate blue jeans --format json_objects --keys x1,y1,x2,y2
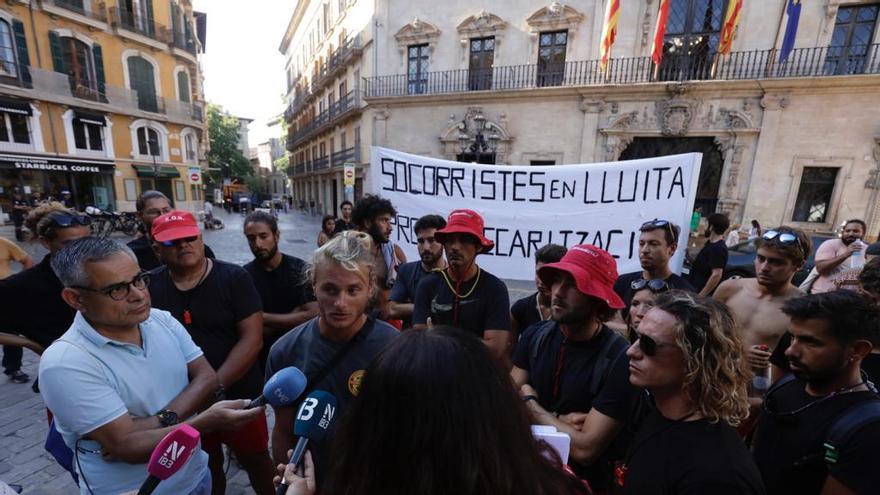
[{"x1": 188, "y1": 470, "x2": 211, "y2": 495}]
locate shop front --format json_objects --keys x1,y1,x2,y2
[{"x1": 0, "y1": 152, "x2": 116, "y2": 214}]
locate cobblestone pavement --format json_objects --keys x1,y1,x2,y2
[{"x1": 0, "y1": 208, "x2": 533, "y2": 493}]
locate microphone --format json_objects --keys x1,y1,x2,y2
[
  {"x1": 275, "y1": 391, "x2": 338, "y2": 495},
  {"x1": 247, "y1": 366, "x2": 307, "y2": 409},
  {"x1": 137, "y1": 424, "x2": 200, "y2": 495}
]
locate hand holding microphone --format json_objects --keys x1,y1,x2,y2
[
  {"x1": 275, "y1": 450, "x2": 316, "y2": 495},
  {"x1": 275, "y1": 391, "x2": 338, "y2": 495},
  {"x1": 136, "y1": 424, "x2": 200, "y2": 495}
]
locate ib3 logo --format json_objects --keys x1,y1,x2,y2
[
  {"x1": 157, "y1": 441, "x2": 187, "y2": 469},
  {"x1": 297, "y1": 397, "x2": 336, "y2": 431}
]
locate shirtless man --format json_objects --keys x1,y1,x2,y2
[{"x1": 714, "y1": 227, "x2": 811, "y2": 379}]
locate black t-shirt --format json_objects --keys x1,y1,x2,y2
[
  {"x1": 622, "y1": 408, "x2": 765, "y2": 495},
  {"x1": 127, "y1": 237, "x2": 216, "y2": 271},
  {"x1": 244, "y1": 254, "x2": 315, "y2": 367},
  {"x1": 770, "y1": 332, "x2": 880, "y2": 383},
  {"x1": 388, "y1": 261, "x2": 432, "y2": 328},
  {"x1": 148, "y1": 260, "x2": 263, "y2": 399},
  {"x1": 0, "y1": 255, "x2": 75, "y2": 348},
  {"x1": 689, "y1": 240, "x2": 728, "y2": 292},
  {"x1": 510, "y1": 292, "x2": 545, "y2": 339},
  {"x1": 513, "y1": 322, "x2": 637, "y2": 486},
  {"x1": 333, "y1": 219, "x2": 355, "y2": 234},
  {"x1": 753, "y1": 378, "x2": 880, "y2": 495},
  {"x1": 613, "y1": 271, "x2": 695, "y2": 311},
  {"x1": 412, "y1": 269, "x2": 511, "y2": 337},
  {"x1": 11, "y1": 198, "x2": 30, "y2": 223},
  {"x1": 266, "y1": 317, "x2": 398, "y2": 486}
]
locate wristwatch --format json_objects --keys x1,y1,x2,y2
[{"x1": 156, "y1": 409, "x2": 179, "y2": 427}]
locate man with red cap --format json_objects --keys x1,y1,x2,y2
[
  {"x1": 146, "y1": 210, "x2": 276, "y2": 495},
  {"x1": 412, "y1": 209, "x2": 511, "y2": 358},
  {"x1": 511, "y1": 244, "x2": 638, "y2": 492}
]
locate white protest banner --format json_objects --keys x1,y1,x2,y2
[{"x1": 371, "y1": 147, "x2": 702, "y2": 281}]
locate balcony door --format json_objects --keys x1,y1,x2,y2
[
  {"x1": 60, "y1": 37, "x2": 95, "y2": 98},
  {"x1": 128, "y1": 56, "x2": 158, "y2": 112},
  {"x1": 468, "y1": 37, "x2": 494, "y2": 90},
  {"x1": 658, "y1": 0, "x2": 727, "y2": 81},
  {"x1": 825, "y1": 4, "x2": 879, "y2": 75},
  {"x1": 537, "y1": 30, "x2": 567, "y2": 87},
  {"x1": 407, "y1": 44, "x2": 429, "y2": 95}
]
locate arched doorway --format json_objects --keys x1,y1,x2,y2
[{"x1": 619, "y1": 137, "x2": 723, "y2": 214}]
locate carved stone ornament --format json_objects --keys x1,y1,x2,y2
[
  {"x1": 439, "y1": 107, "x2": 514, "y2": 164},
  {"x1": 526, "y1": 2, "x2": 584, "y2": 33},
  {"x1": 760, "y1": 93, "x2": 790, "y2": 111},
  {"x1": 656, "y1": 97, "x2": 699, "y2": 137},
  {"x1": 607, "y1": 111, "x2": 639, "y2": 130},
  {"x1": 605, "y1": 135, "x2": 635, "y2": 161},
  {"x1": 457, "y1": 11, "x2": 507, "y2": 38},
  {"x1": 394, "y1": 18, "x2": 441, "y2": 52},
  {"x1": 718, "y1": 108, "x2": 753, "y2": 129}
]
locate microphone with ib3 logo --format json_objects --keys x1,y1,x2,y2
[{"x1": 275, "y1": 390, "x2": 338, "y2": 495}]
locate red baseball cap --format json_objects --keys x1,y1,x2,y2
[
  {"x1": 434, "y1": 209, "x2": 494, "y2": 253},
  {"x1": 537, "y1": 244, "x2": 625, "y2": 309},
  {"x1": 151, "y1": 210, "x2": 200, "y2": 242}
]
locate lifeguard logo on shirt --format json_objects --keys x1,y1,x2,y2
[{"x1": 348, "y1": 370, "x2": 366, "y2": 396}]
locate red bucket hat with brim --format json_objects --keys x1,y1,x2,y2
[
  {"x1": 152, "y1": 210, "x2": 200, "y2": 242},
  {"x1": 434, "y1": 209, "x2": 494, "y2": 253},
  {"x1": 537, "y1": 244, "x2": 625, "y2": 309}
]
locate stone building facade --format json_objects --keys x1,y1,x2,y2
[{"x1": 282, "y1": 0, "x2": 880, "y2": 237}]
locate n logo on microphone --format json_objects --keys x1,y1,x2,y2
[
  {"x1": 158, "y1": 441, "x2": 187, "y2": 469},
  {"x1": 318, "y1": 403, "x2": 335, "y2": 429}
]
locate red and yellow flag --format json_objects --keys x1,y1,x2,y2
[
  {"x1": 718, "y1": 0, "x2": 744, "y2": 54},
  {"x1": 651, "y1": 0, "x2": 671, "y2": 66},
  {"x1": 599, "y1": 0, "x2": 621, "y2": 72}
]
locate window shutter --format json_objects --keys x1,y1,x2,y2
[
  {"x1": 48, "y1": 31, "x2": 65, "y2": 74},
  {"x1": 92, "y1": 43, "x2": 106, "y2": 97},
  {"x1": 170, "y1": 1, "x2": 180, "y2": 35},
  {"x1": 11, "y1": 20, "x2": 31, "y2": 86},
  {"x1": 144, "y1": 0, "x2": 155, "y2": 36}
]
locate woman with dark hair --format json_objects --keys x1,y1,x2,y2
[
  {"x1": 625, "y1": 279, "x2": 670, "y2": 343},
  {"x1": 278, "y1": 327, "x2": 590, "y2": 495},
  {"x1": 316, "y1": 215, "x2": 336, "y2": 247},
  {"x1": 748, "y1": 219, "x2": 762, "y2": 241}
]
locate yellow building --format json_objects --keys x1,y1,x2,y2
[{"x1": 0, "y1": 0, "x2": 207, "y2": 214}]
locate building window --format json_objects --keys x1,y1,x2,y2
[
  {"x1": 0, "y1": 110, "x2": 30, "y2": 144},
  {"x1": 73, "y1": 120, "x2": 103, "y2": 151},
  {"x1": 792, "y1": 167, "x2": 839, "y2": 223},
  {"x1": 177, "y1": 69, "x2": 191, "y2": 103},
  {"x1": 60, "y1": 37, "x2": 95, "y2": 97},
  {"x1": 183, "y1": 132, "x2": 197, "y2": 162},
  {"x1": 340, "y1": 130, "x2": 347, "y2": 150},
  {"x1": 825, "y1": 4, "x2": 879, "y2": 75},
  {"x1": 339, "y1": 80, "x2": 347, "y2": 98},
  {"x1": 124, "y1": 178, "x2": 138, "y2": 201},
  {"x1": 190, "y1": 184, "x2": 201, "y2": 201},
  {"x1": 530, "y1": 160, "x2": 556, "y2": 166},
  {"x1": 469, "y1": 37, "x2": 494, "y2": 91},
  {"x1": 407, "y1": 44, "x2": 429, "y2": 94},
  {"x1": 136, "y1": 126, "x2": 161, "y2": 156},
  {"x1": 127, "y1": 56, "x2": 158, "y2": 112},
  {"x1": 658, "y1": 0, "x2": 726, "y2": 81},
  {"x1": 174, "y1": 180, "x2": 186, "y2": 201},
  {"x1": 0, "y1": 20, "x2": 18, "y2": 78},
  {"x1": 354, "y1": 126, "x2": 360, "y2": 147},
  {"x1": 537, "y1": 30, "x2": 567, "y2": 87}
]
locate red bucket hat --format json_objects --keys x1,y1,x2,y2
[
  {"x1": 434, "y1": 209, "x2": 494, "y2": 253},
  {"x1": 152, "y1": 210, "x2": 200, "y2": 242},
  {"x1": 537, "y1": 244, "x2": 625, "y2": 309}
]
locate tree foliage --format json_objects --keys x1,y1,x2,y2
[{"x1": 207, "y1": 103, "x2": 251, "y2": 178}]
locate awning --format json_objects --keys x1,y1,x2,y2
[
  {"x1": 132, "y1": 164, "x2": 181, "y2": 178},
  {"x1": 73, "y1": 109, "x2": 106, "y2": 127},
  {"x1": 0, "y1": 153, "x2": 114, "y2": 174},
  {"x1": 0, "y1": 97, "x2": 32, "y2": 116}
]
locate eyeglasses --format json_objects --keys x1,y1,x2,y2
[
  {"x1": 73, "y1": 271, "x2": 150, "y2": 301},
  {"x1": 640, "y1": 219, "x2": 675, "y2": 242},
  {"x1": 47, "y1": 211, "x2": 91, "y2": 228},
  {"x1": 160, "y1": 236, "x2": 199, "y2": 247},
  {"x1": 633, "y1": 331, "x2": 677, "y2": 357},
  {"x1": 630, "y1": 278, "x2": 670, "y2": 292},
  {"x1": 762, "y1": 230, "x2": 805, "y2": 258}
]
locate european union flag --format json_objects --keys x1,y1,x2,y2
[{"x1": 780, "y1": 0, "x2": 802, "y2": 63}]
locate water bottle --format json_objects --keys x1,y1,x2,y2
[
  {"x1": 851, "y1": 240, "x2": 865, "y2": 269},
  {"x1": 748, "y1": 345, "x2": 771, "y2": 399}
]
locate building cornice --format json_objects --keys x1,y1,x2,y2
[{"x1": 279, "y1": 0, "x2": 310, "y2": 54}]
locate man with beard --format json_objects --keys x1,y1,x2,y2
[
  {"x1": 128, "y1": 191, "x2": 214, "y2": 270},
  {"x1": 511, "y1": 245, "x2": 636, "y2": 491},
  {"x1": 352, "y1": 195, "x2": 404, "y2": 319},
  {"x1": 689, "y1": 213, "x2": 730, "y2": 296},
  {"x1": 388, "y1": 214, "x2": 447, "y2": 328},
  {"x1": 333, "y1": 200, "x2": 355, "y2": 233},
  {"x1": 812, "y1": 219, "x2": 867, "y2": 294},
  {"x1": 752, "y1": 291, "x2": 880, "y2": 495},
  {"x1": 412, "y1": 209, "x2": 511, "y2": 359},
  {"x1": 714, "y1": 227, "x2": 811, "y2": 400},
  {"x1": 510, "y1": 244, "x2": 567, "y2": 339},
  {"x1": 243, "y1": 212, "x2": 317, "y2": 368}
]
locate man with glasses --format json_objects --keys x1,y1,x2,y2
[
  {"x1": 511, "y1": 245, "x2": 637, "y2": 491},
  {"x1": 621, "y1": 291, "x2": 763, "y2": 494},
  {"x1": 128, "y1": 191, "x2": 215, "y2": 271},
  {"x1": 146, "y1": 211, "x2": 275, "y2": 495},
  {"x1": 614, "y1": 219, "x2": 695, "y2": 311},
  {"x1": 387, "y1": 214, "x2": 447, "y2": 328},
  {"x1": 0, "y1": 203, "x2": 91, "y2": 384},
  {"x1": 752, "y1": 290, "x2": 880, "y2": 495},
  {"x1": 812, "y1": 219, "x2": 867, "y2": 294},
  {"x1": 714, "y1": 228, "x2": 811, "y2": 397},
  {"x1": 39, "y1": 236, "x2": 264, "y2": 495}
]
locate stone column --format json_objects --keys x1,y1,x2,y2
[
  {"x1": 579, "y1": 98, "x2": 604, "y2": 163},
  {"x1": 741, "y1": 93, "x2": 789, "y2": 226}
]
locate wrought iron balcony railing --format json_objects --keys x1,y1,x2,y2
[{"x1": 286, "y1": 90, "x2": 362, "y2": 150}]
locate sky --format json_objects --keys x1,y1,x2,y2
[{"x1": 192, "y1": 0, "x2": 295, "y2": 148}]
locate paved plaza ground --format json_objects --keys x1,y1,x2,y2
[{"x1": 0, "y1": 208, "x2": 534, "y2": 493}]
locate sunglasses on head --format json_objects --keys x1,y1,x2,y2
[
  {"x1": 630, "y1": 278, "x2": 670, "y2": 292},
  {"x1": 160, "y1": 235, "x2": 199, "y2": 247},
  {"x1": 47, "y1": 211, "x2": 91, "y2": 227},
  {"x1": 641, "y1": 219, "x2": 675, "y2": 240},
  {"x1": 762, "y1": 230, "x2": 805, "y2": 257}
]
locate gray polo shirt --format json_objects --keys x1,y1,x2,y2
[{"x1": 39, "y1": 309, "x2": 209, "y2": 495}]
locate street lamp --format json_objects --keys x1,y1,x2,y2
[
  {"x1": 458, "y1": 110, "x2": 499, "y2": 163},
  {"x1": 148, "y1": 136, "x2": 160, "y2": 187}
]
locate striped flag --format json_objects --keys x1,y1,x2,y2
[
  {"x1": 599, "y1": 0, "x2": 621, "y2": 72},
  {"x1": 651, "y1": 0, "x2": 671, "y2": 66},
  {"x1": 718, "y1": 0, "x2": 744, "y2": 54},
  {"x1": 779, "y1": 0, "x2": 802, "y2": 63}
]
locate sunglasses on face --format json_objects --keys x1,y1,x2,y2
[
  {"x1": 73, "y1": 271, "x2": 150, "y2": 301},
  {"x1": 160, "y1": 236, "x2": 199, "y2": 247},
  {"x1": 640, "y1": 219, "x2": 675, "y2": 241},
  {"x1": 47, "y1": 211, "x2": 91, "y2": 228},
  {"x1": 762, "y1": 230, "x2": 805, "y2": 257},
  {"x1": 633, "y1": 331, "x2": 677, "y2": 357},
  {"x1": 630, "y1": 278, "x2": 670, "y2": 292}
]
